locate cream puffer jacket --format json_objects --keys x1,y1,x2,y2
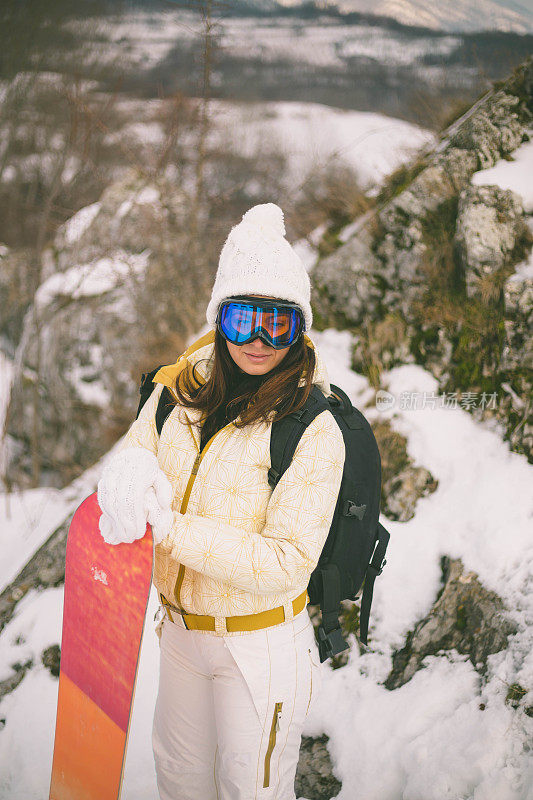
[{"x1": 118, "y1": 330, "x2": 345, "y2": 632}]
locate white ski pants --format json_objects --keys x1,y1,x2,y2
[{"x1": 152, "y1": 605, "x2": 323, "y2": 800}]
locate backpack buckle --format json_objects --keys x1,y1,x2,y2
[
  {"x1": 343, "y1": 500, "x2": 366, "y2": 520},
  {"x1": 317, "y1": 625, "x2": 349, "y2": 662},
  {"x1": 377, "y1": 557, "x2": 387, "y2": 575},
  {"x1": 369, "y1": 557, "x2": 387, "y2": 577}
]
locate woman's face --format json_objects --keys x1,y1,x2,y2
[{"x1": 225, "y1": 294, "x2": 292, "y2": 376}]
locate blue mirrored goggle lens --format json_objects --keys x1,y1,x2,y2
[
  {"x1": 220, "y1": 303, "x2": 254, "y2": 343},
  {"x1": 219, "y1": 302, "x2": 302, "y2": 347}
]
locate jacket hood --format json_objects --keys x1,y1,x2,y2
[{"x1": 153, "y1": 329, "x2": 331, "y2": 398}]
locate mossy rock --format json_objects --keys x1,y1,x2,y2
[
  {"x1": 385, "y1": 557, "x2": 517, "y2": 690},
  {"x1": 376, "y1": 158, "x2": 428, "y2": 206}
]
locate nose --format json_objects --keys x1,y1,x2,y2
[{"x1": 248, "y1": 334, "x2": 271, "y2": 352}]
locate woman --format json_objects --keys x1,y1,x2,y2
[{"x1": 97, "y1": 203, "x2": 346, "y2": 800}]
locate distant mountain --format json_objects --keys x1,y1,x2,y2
[{"x1": 264, "y1": 0, "x2": 533, "y2": 33}]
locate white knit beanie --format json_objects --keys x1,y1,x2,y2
[{"x1": 205, "y1": 203, "x2": 313, "y2": 331}]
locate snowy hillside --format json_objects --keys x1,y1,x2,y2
[
  {"x1": 1, "y1": 325, "x2": 532, "y2": 799},
  {"x1": 0, "y1": 32, "x2": 531, "y2": 797},
  {"x1": 14, "y1": 6, "x2": 528, "y2": 133},
  {"x1": 273, "y1": 0, "x2": 533, "y2": 34},
  {"x1": 205, "y1": 100, "x2": 435, "y2": 194},
  {"x1": 89, "y1": 8, "x2": 466, "y2": 76},
  {"x1": 104, "y1": 96, "x2": 436, "y2": 195},
  {"x1": 2, "y1": 88, "x2": 435, "y2": 202}
]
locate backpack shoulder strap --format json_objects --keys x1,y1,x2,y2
[
  {"x1": 136, "y1": 366, "x2": 165, "y2": 420},
  {"x1": 359, "y1": 522, "x2": 389, "y2": 645},
  {"x1": 268, "y1": 385, "x2": 331, "y2": 489},
  {"x1": 137, "y1": 334, "x2": 215, "y2": 437},
  {"x1": 136, "y1": 365, "x2": 176, "y2": 437},
  {"x1": 155, "y1": 387, "x2": 176, "y2": 437}
]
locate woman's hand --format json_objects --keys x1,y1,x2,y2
[
  {"x1": 144, "y1": 486, "x2": 174, "y2": 546},
  {"x1": 97, "y1": 446, "x2": 173, "y2": 546}
]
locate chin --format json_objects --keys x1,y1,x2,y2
[{"x1": 244, "y1": 364, "x2": 271, "y2": 375}]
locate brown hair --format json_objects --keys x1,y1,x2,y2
[{"x1": 173, "y1": 328, "x2": 316, "y2": 433}]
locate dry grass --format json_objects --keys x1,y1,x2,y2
[
  {"x1": 289, "y1": 162, "x2": 372, "y2": 246},
  {"x1": 352, "y1": 313, "x2": 409, "y2": 388}
]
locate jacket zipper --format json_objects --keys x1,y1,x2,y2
[
  {"x1": 263, "y1": 701, "x2": 283, "y2": 788},
  {"x1": 172, "y1": 418, "x2": 236, "y2": 608}
]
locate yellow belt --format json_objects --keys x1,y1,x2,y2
[{"x1": 159, "y1": 590, "x2": 310, "y2": 633}]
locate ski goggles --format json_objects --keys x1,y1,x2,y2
[{"x1": 216, "y1": 296, "x2": 305, "y2": 349}]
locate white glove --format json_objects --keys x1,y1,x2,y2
[
  {"x1": 97, "y1": 446, "x2": 173, "y2": 545},
  {"x1": 99, "y1": 489, "x2": 174, "y2": 546},
  {"x1": 144, "y1": 487, "x2": 174, "y2": 545}
]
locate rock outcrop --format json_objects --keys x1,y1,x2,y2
[
  {"x1": 384, "y1": 557, "x2": 517, "y2": 690},
  {"x1": 295, "y1": 735, "x2": 342, "y2": 800},
  {"x1": 455, "y1": 184, "x2": 529, "y2": 298},
  {"x1": 312, "y1": 58, "x2": 533, "y2": 461},
  {"x1": 4, "y1": 168, "x2": 203, "y2": 487}
]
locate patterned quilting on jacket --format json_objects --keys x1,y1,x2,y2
[{"x1": 118, "y1": 330, "x2": 346, "y2": 634}]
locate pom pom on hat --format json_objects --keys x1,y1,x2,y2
[
  {"x1": 205, "y1": 202, "x2": 313, "y2": 331},
  {"x1": 240, "y1": 203, "x2": 286, "y2": 237}
]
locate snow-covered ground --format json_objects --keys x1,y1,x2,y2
[
  {"x1": 0, "y1": 324, "x2": 532, "y2": 800},
  {"x1": 102, "y1": 96, "x2": 436, "y2": 196},
  {"x1": 3, "y1": 76, "x2": 436, "y2": 202},
  {"x1": 472, "y1": 137, "x2": 533, "y2": 214},
  {"x1": 72, "y1": 9, "x2": 463, "y2": 72},
  {"x1": 206, "y1": 99, "x2": 435, "y2": 194},
  {"x1": 1, "y1": 76, "x2": 532, "y2": 800}
]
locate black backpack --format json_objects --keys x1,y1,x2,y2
[{"x1": 136, "y1": 368, "x2": 390, "y2": 663}]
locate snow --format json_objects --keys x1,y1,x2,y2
[
  {"x1": 76, "y1": 10, "x2": 466, "y2": 72},
  {"x1": 208, "y1": 99, "x2": 435, "y2": 193},
  {"x1": 0, "y1": 490, "x2": 74, "y2": 593},
  {"x1": 0, "y1": 352, "x2": 15, "y2": 489},
  {"x1": 508, "y1": 246, "x2": 533, "y2": 282},
  {"x1": 292, "y1": 236, "x2": 321, "y2": 272},
  {"x1": 61, "y1": 202, "x2": 101, "y2": 245},
  {"x1": 64, "y1": 203, "x2": 101, "y2": 244},
  {"x1": 0, "y1": 349, "x2": 14, "y2": 437},
  {"x1": 0, "y1": 670, "x2": 62, "y2": 799},
  {"x1": 472, "y1": 138, "x2": 533, "y2": 214},
  {"x1": 116, "y1": 122, "x2": 165, "y2": 146},
  {"x1": 379, "y1": 364, "x2": 532, "y2": 611},
  {"x1": 35, "y1": 249, "x2": 151, "y2": 306},
  {"x1": 214, "y1": 16, "x2": 460, "y2": 69},
  {"x1": 0, "y1": 581, "x2": 161, "y2": 800},
  {"x1": 0, "y1": 328, "x2": 532, "y2": 799},
  {"x1": 337, "y1": 29, "x2": 460, "y2": 65},
  {"x1": 278, "y1": 0, "x2": 533, "y2": 34},
  {"x1": 0, "y1": 588, "x2": 64, "y2": 797},
  {"x1": 65, "y1": 364, "x2": 111, "y2": 408},
  {"x1": 134, "y1": 186, "x2": 160, "y2": 205},
  {"x1": 104, "y1": 97, "x2": 435, "y2": 196},
  {"x1": 0, "y1": 446, "x2": 114, "y2": 595},
  {"x1": 0, "y1": 588, "x2": 64, "y2": 681},
  {"x1": 61, "y1": 154, "x2": 83, "y2": 186}
]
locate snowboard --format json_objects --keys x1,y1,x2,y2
[{"x1": 49, "y1": 492, "x2": 153, "y2": 800}]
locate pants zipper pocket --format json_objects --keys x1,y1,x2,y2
[
  {"x1": 306, "y1": 647, "x2": 313, "y2": 716},
  {"x1": 263, "y1": 701, "x2": 283, "y2": 788}
]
